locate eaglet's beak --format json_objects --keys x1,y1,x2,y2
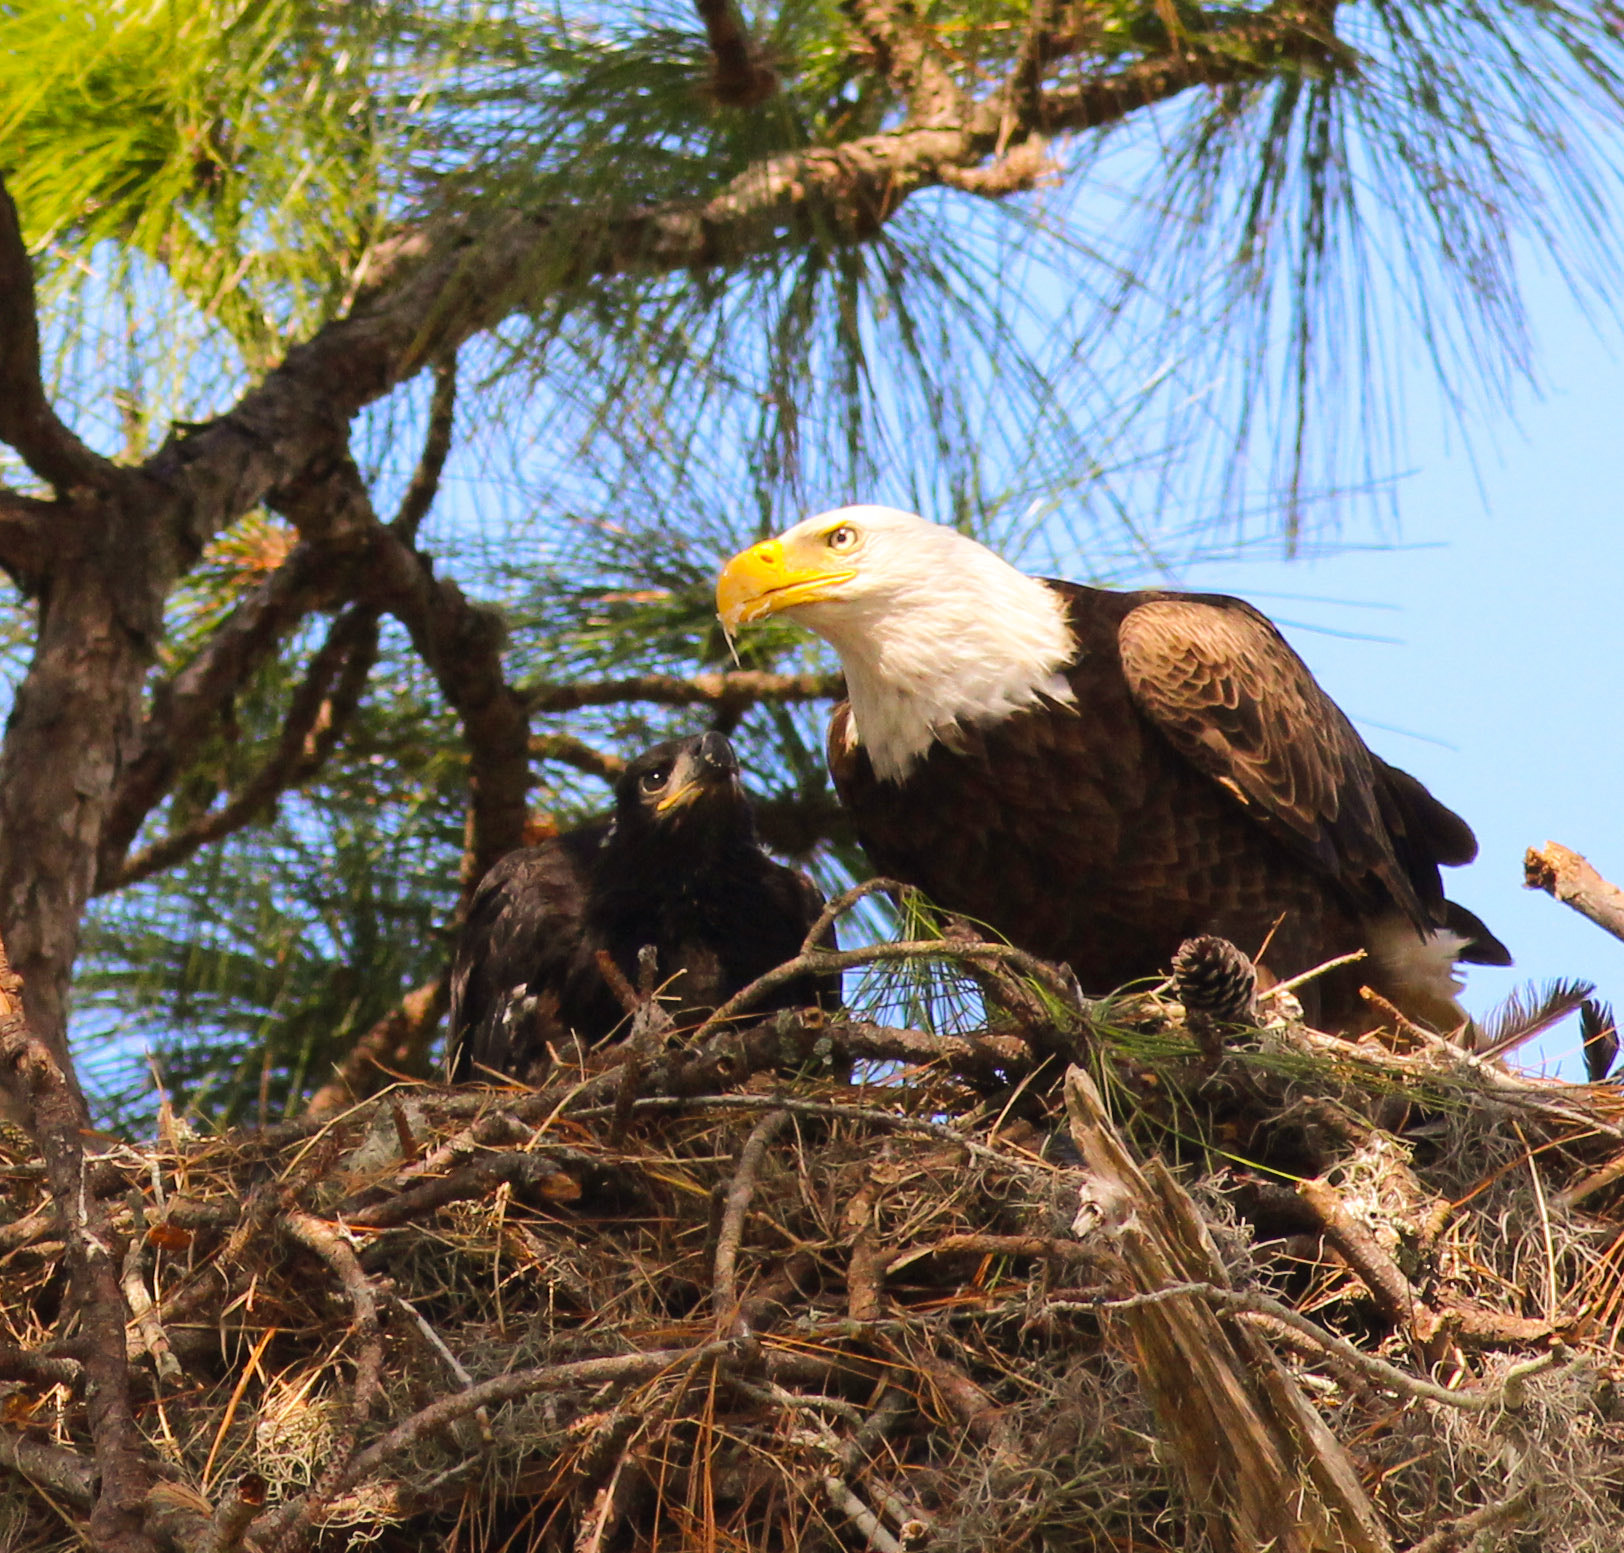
[
  {"x1": 716, "y1": 535, "x2": 856, "y2": 635},
  {"x1": 654, "y1": 733, "x2": 740, "y2": 813}
]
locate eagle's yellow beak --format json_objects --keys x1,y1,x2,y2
[
  {"x1": 716, "y1": 536, "x2": 855, "y2": 634},
  {"x1": 654, "y1": 779, "x2": 704, "y2": 814}
]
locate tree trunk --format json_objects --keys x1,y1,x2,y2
[{"x1": 0, "y1": 497, "x2": 167, "y2": 1105}]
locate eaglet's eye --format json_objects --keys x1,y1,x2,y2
[
  {"x1": 639, "y1": 763, "x2": 672, "y2": 792},
  {"x1": 827, "y1": 524, "x2": 858, "y2": 551}
]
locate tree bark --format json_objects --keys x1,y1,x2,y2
[{"x1": 0, "y1": 501, "x2": 170, "y2": 1097}]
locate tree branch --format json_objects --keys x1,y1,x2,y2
[
  {"x1": 0, "y1": 174, "x2": 117, "y2": 493},
  {"x1": 355, "y1": 524, "x2": 530, "y2": 884},
  {"x1": 99, "y1": 541, "x2": 347, "y2": 884},
  {"x1": 391, "y1": 357, "x2": 456, "y2": 541},
  {"x1": 530, "y1": 731, "x2": 625, "y2": 783},
  {"x1": 694, "y1": 0, "x2": 778, "y2": 108},
  {"x1": 842, "y1": 0, "x2": 963, "y2": 123},
  {"x1": 99, "y1": 607, "x2": 379, "y2": 892},
  {"x1": 524, "y1": 669, "x2": 842, "y2": 714},
  {"x1": 1525, "y1": 841, "x2": 1624, "y2": 947},
  {"x1": 141, "y1": 9, "x2": 1325, "y2": 567}
]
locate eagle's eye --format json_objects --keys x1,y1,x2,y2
[
  {"x1": 827, "y1": 524, "x2": 858, "y2": 551},
  {"x1": 639, "y1": 763, "x2": 672, "y2": 793}
]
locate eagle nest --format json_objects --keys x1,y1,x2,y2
[{"x1": 4, "y1": 941, "x2": 1624, "y2": 1553}]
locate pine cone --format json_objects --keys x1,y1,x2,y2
[{"x1": 1173, "y1": 936, "x2": 1259, "y2": 1027}]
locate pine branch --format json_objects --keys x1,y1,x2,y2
[
  {"x1": 100, "y1": 608, "x2": 379, "y2": 892},
  {"x1": 842, "y1": 0, "x2": 963, "y2": 123},
  {"x1": 531, "y1": 731, "x2": 625, "y2": 783},
  {"x1": 355, "y1": 523, "x2": 531, "y2": 885},
  {"x1": 391, "y1": 357, "x2": 456, "y2": 541},
  {"x1": 694, "y1": 0, "x2": 777, "y2": 108},
  {"x1": 524, "y1": 670, "x2": 843, "y2": 714},
  {"x1": 99, "y1": 541, "x2": 345, "y2": 884},
  {"x1": 140, "y1": 5, "x2": 1332, "y2": 567},
  {"x1": 0, "y1": 174, "x2": 116, "y2": 495}
]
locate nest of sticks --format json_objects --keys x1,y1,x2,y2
[{"x1": 4, "y1": 918, "x2": 1624, "y2": 1553}]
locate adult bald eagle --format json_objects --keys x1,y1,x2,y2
[
  {"x1": 716, "y1": 506, "x2": 1509, "y2": 1031},
  {"x1": 448, "y1": 732, "x2": 837, "y2": 1083}
]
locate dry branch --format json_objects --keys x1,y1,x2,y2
[
  {"x1": 1065, "y1": 1064, "x2": 1392, "y2": 1553},
  {"x1": 713, "y1": 1107, "x2": 793, "y2": 1331},
  {"x1": 1526, "y1": 841, "x2": 1624, "y2": 947}
]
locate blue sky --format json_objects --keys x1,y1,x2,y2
[{"x1": 1168, "y1": 272, "x2": 1624, "y2": 1073}]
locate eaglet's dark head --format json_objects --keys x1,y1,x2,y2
[{"x1": 609, "y1": 732, "x2": 753, "y2": 850}]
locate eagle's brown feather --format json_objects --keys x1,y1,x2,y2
[{"x1": 829, "y1": 580, "x2": 1507, "y2": 1027}]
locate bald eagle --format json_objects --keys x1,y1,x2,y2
[
  {"x1": 448, "y1": 732, "x2": 838, "y2": 1083},
  {"x1": 716, "y1": 506, "x2": 1509, "y2": 1031}
]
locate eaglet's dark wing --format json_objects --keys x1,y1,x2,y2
[
  {"x1": 1113, "y1": 592, "x2": 1444, "y2": 929},
  {"x1": 446, "y1": 827, "x2": 606, "y2": 1082}
]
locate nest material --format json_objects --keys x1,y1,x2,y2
[{"x1": 5, "y1": 968, "x2": 1624, "y2": 1552}]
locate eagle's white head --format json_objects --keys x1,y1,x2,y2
[{"x1": 716, "y1": 505, "x2": 1076, "y2": 781}]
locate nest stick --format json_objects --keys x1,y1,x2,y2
[{"x1": 713, "y1": 1108, "x2": 792, "y2": 1331}]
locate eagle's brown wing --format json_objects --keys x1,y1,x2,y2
[{"x1": 1114, "y1": 592, "x2": 1441, "y2": 928}]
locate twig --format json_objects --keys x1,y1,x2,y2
[
  {"x1": 842, "y1": 1163, "x2": 886, "y2": 1323},
  {"x1": 1263, "y1": 948, "x2": 1369, "y2": 1001},
  {"x1": 1525, "y1": 841, "x2": 1624, "y2": 947},
  {"x1": 0, "y1": 1427, "x2": 97, "y2": 1508},
  {"x1": 573, "y1": 1092, "x2": 1051, "y2": 1176},
  {"x1": 121, "y1": 1194, "x2": 184, "y2": 1385},
  {"x1": 1400, "y1": 1480, "x2": 1537, "y2": 1553},
  {"x1": 799, "y1": 878, "x2": 907, "y2": 956},
  {"x1": 1296, "y1": 1176, "x2": 1432, "y2": 1336},
  {"x1": 713, "y1": 1108, "x2": 792, "y2": 1332},
  {"x1": 1051, "y1": 1282, "x2": 1564, "y2": 1413},
  {"x1": 885, "y1": 1232, "x2": 1103, "y2": 1275},
  {"x1": 0, "y1": 1333, "x2": 82, "y2": 1388},
  {"x1": 823, "y1": 1474, "x2": 904, "y2": 1553},
  {"x1": 391, "y1": 1294, "x2": 493, "y2": 1449},
  {"x1": 207, "y1": 1475, "x2": 268, "y2": 1553},
  {"x1": 269, "y1": 1212, "x2": 386, "y2": 1553},
  {"x1": 344, "y1": 1147, "x2": 580, "y2": 1229},
  {"x1": 691, "y1": 934, "x2": 1084, "y2": 1045},
  {"x1": 250, "y1": 1339, "x2": 742, "y2": 1548}
]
